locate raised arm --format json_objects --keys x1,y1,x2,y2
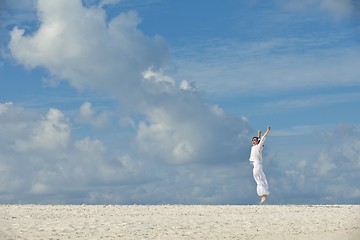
[
  {"x1": 262, "y1": 126, "x2": 271, "y2": 138},
  {"x1": 257, "y1": 130, "x2": 262, "y2": 139}
]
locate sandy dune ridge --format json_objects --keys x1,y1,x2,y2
[{"x1": 0, "y1": 204, "x2": 359, "y2": 239}]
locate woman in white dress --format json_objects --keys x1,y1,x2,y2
[{"x1": 249, "y1": 126, "x2": 271, "y2": 204}]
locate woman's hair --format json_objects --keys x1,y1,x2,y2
[{"x1": 252, "y1": 137, "x2": 259, "y2": 141}]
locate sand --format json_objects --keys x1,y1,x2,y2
[{"x1": 0, "y1": 204, "x2": 359, "y2": 240}]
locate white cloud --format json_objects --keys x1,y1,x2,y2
[
  {"x1": 0, "y1": 102, "x2": 14, "y2": 113},
  {"x1": 9, "y1": 0, "x2": 168, "y2": 97},
  {"x1": 316, "y1": 124, "x2": 360, "y2": 170},
  {"x1": 1, "y1": 100, "x2": 360, "y2": 204},
  {"x1": 136, "y1": 107, "x2": 201, "y2": 164},
  {"x1": 316, "y1": 151, "x2": 337, "y2": 176},
  {"x1": 143, "y1": 67, "x2": 175, "y2": 86},
  {"x1": 4, "y1": 0, "x2": 252, "y2": 203},
  {"x1": 15, "y1": 108, "x2": 70, "y2": 152},
  {"x1": 0, "y1": 0, "x2": 36, "y2": 44},
  {"x1": 74, "y1": 137, "x2": 106, "y2": 155},
  {"x1": 179, "y1": 80, "x2": 196, "y2": 92},
  {"x1": 135, "y1": 90, "x2": 249, "y2": 165},
  {"x1": 30, "y1": 182, "x2": 50, "y2": 195},
  {"x1": 0, "y1": 101, "x2": 152, "y2": 203},
  {"x1": 269, "y1": 124, "x2": 360, "y2": 203},
  {"x1": 0, "y1": 102, "x2": 39, "y2": 145},
  {"x1": 8, "y1": 0, "x2": 251, "y2": 166},
  {"x1": 77, "y1": 101, "x2": 109, "y2": 127},
  {"x1": 79, "y1": 102, "x2": 94, "y2": 121},
  {"x1": 5, "y1": 0, "x2": 359, "y2": 205}
]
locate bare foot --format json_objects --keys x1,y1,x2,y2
[{"x1": 260, "y1": 195, "x2": 267, "y2": 204}]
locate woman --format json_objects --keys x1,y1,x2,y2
[{"x1": 249, "y1": 126, "x2": 271, "y2": 204}]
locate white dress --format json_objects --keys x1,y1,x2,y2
[{"x1": 249, "y1": 137, "x2": 270, "y2": 196}]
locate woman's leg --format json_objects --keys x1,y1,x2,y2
[{"x1": 253, "y1": 164, "x2": 270, "y2": 197}]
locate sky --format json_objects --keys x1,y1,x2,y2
[{"x1": 0, "y1": 0, "x2": 359, "y2": 205}]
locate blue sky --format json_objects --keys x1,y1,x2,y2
[{"x1": 0, "y1": 0, "x2": 360, "y2": 204}]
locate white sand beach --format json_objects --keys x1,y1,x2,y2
[{"x1": 0, "y1": 204, "x2": 359, "y2": 240}]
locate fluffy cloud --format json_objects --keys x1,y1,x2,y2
[
  {"x1": 9, "y1": 0, "x2": 168, "y2": 97},
  {"x1": 4, "y1": 0, "x2": 252, "y2": 204},
  {"x1": 0, "y1": 101, "x2": 252, "y2": 204},
  {"x1": 136, "y1": 96, "x2": 249, "y2": 165},
  {"x1": 5, "y1": 0, "x2": 358, "y2": 205},
  {"x1": 0, "y1": 0, "x2": 36, "y2": 48},
  {"x1": 15, "y1": 108, "x2": 70, "y2": 152},
  {"x1": 0, "y1": 102, "x2": 152, "y2": 203},
  {"x1": 8, "y1": 0, "x2": 250, "y2": 165},
  {"x1": 266, "y1": 124, "x2": 360, "y2": 204},
  {"x1": 76, "y1": 101, "x2": 109, "y2": 127},
  {"x1": 313, "y1": 125, "x2": 360, "y2": 201}
]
